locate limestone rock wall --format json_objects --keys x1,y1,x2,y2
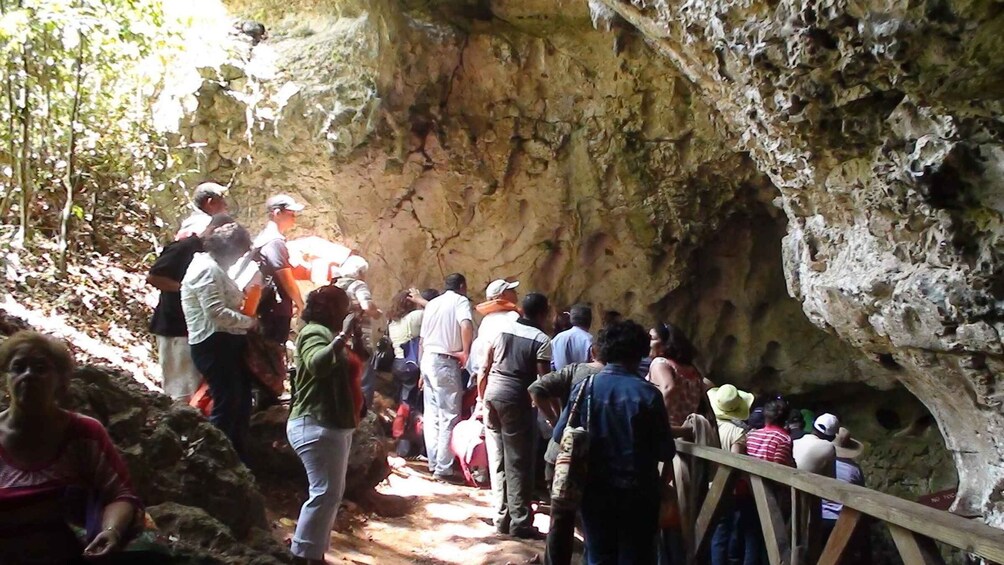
[
  {"x1": 589, "y1": 0, "x2": 1004, "y2": 520},
  {"x1": 178, "y1": 1, "x2": 768, "y2": 315}
]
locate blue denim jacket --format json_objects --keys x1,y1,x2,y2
[{"x1": 552, "y1": 363, "x2": 674, "y2": 491}]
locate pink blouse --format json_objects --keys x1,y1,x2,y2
[{"x1": 0, "y1": 412, "x2": 141, "y2": 544}]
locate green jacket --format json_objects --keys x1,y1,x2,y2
[{"x1": 291, "y1": 322, "x2": 358, "y2": 429}]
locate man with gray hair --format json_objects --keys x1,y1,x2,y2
[
  {"x1": 550, "y1": 303, "x2": 593, "y2": 370},
  {"x1": 176, "y1": 182, "x2": 228, "y2": 240}
]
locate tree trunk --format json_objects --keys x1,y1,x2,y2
[
  {"x1": 14, "y1": 41, "x2": 31, "y2": 248},
  {"x1": 0, "y1": 0, "x2": 17, "y2": 221},
  {"x1": 16, "y1": 106, "x2": 31, "y2": 247},
  {"x1": 57, "y1": 34, "x2": 85, "y2": 273}
]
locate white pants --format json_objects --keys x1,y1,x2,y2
[
  {"x1": 157, "y1": 335, "x2": 201, "y2": 401},
  {"x1": 420, "y1": 353, "x2": 463, "y2": 477},
  {"x1": 287, "y1": 416, "x2": 353, "y2": 560}
]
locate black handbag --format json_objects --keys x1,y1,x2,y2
[{"x1": 370, "y1": 329, "x2": 395, "y2": 372}]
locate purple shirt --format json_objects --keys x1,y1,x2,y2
[
  {"x1": 550, "y1": 326, "x2": 592, "y2": 370},
  {"x1": 822, "y1": 459, "x2": 865, "y2": 519}
]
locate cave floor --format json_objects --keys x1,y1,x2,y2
[{"x1": 267, "y1": 458, "x2": 557, "y2": 564}]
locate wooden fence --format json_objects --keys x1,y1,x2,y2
[{"x1": 674, "y1": 440, "x2": 1004, "y2": 564}]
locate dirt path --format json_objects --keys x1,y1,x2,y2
[{"x1": 270, "y1": 458, "x2": 565, "y2": 565}]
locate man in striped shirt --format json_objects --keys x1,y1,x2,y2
[{"x1": 745, "y1": 399, "x2": 795, "y2": 466}]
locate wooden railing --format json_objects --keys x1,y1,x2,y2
[{"x1": 674, "y1": 440, "x2": 1004, "y2": 565}]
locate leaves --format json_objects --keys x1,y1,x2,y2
[{"x1": 0, "y1": 0, "x2": 182, "y2": 258}]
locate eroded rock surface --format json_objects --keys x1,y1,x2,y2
[{"x1": 587, "y1": 0, "x2": 1004, "y2": 520}]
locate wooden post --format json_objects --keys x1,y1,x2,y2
[
  {"x1": 791, "y1": 488, "x2": 801, "y2": 565},
  {"x1": 803, "y1": 491, "x2": 819, "y2": 561},
  {"x1": 750, "y1": 475, "x2": 790, "y2": 565},
  {"x1": 817, "y1": 508, "x2": 862, "y2": 565},
  {"x1": 693, "y1": 466, "x2": 736, "y2": 556},
  {"x1": 889, "y1": 524, "x2": 947, "y2": 565}
]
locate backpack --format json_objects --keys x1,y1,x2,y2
[
  {"x1": 235, "y1": 235, "x2": 283, "y2": 317},
  {"x1": 450, "y1": 414, "x2": 489, "y2": 488}
]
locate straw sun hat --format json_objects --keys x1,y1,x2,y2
[
  {"x1": 832, "y1": 427, "x2": 866, "y2": 459},
  {"x1": 707, "y1": 384, "x2": 755, "y2": 421}
]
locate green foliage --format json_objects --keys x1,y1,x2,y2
[{"x1": 0, "y1": 0, "x2": 180, "y2": 262}]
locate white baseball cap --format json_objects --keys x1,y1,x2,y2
[
  {"x1": 485, "y1": 279, "x2": 519, "y2": 299},
  {"x1": 265, "y1": 194, "x2": 305, "y2": 212},
  {"x1": 813, "y1": 413, "x2": 840, "y2": 437}
]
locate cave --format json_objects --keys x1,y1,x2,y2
[
  {"x1": 2, "y1": 0, "x2": 1003, "y2": 561},
  {"x1": 154, "y1": 0, "x2": 1004, "y2": 524}
]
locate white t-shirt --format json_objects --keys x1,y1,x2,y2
[
  {"x1": 469, "y1": 310, "x2": 520, "y2": 375},
  {"x1": 793, "y1": 434, "x2": 837, "y2": 477},
  {"x1": 419, "y1": 290, "x2": 473, "y2": 355}
]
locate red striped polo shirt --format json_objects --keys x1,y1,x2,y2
[{"x1": 745, "y1": 424, "x2": 795, "y2": 466}]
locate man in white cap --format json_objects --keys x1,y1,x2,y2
[
  {"x1": 793, "y1": 412, "x2": 839, "y2": 477},
  {"x1": 250, "y1": 195, "x2": 306, "y2": 379},
  {"x1": 467, "y1": 279, "x2": 521, "y2": 377}
]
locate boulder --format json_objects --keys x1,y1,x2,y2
[
  {"x1": 246, "y1": 406, "x2": 391, "y2": 501},
  {"x1": 0, "y1": 313, "x2": 291, "y2": 564}
]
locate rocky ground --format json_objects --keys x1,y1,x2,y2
[{"x1": 270, "y1": 459, "x2": 553, "y2": 565}]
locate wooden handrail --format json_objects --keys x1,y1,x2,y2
[{"x1": 676, "y1": 440, "x2": 1004, "y2": 562}]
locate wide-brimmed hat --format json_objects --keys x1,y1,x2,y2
[
  {"x1": 832, "y1": 427, "x2": 865, "y2": 459},
  {"x1": 708, "y1": 384, "x2": 755, "y2": 421}
]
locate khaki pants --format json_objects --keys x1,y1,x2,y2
[{"x1": 157, "y1": 335, "x2": 201, "y2": 402}]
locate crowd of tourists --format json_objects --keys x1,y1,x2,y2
[{"x1": 0, "y1": 182, "x2": 871, "y2": 565}]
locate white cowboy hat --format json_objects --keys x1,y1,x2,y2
[{"x1": 707, "y1": 384, "x2": 755, "y2": 421}]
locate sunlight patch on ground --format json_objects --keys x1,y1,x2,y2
[{"x1": 267, "y1": 461, "x2": 560, "y2": 565}]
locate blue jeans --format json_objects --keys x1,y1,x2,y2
[
  {"x1": 420, "y1": 353, "x2": 463, "y2": 476},
  {"x1": 711, "y1": 496, "x2": 765, "y2": 565},
  {"x1": 581, "y1": 485, "x2": 660, "y2": 564},
  {"x1": 287, "y1": 416, "x2": 353, "y2": 560},
  {"x1": 189, "y1": 332, "x2": 252, "y2": 461}
]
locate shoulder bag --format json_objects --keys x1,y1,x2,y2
[{"x1": 550, "y1": 375, "x2": 593, "y2": 511}]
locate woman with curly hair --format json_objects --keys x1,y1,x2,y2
[
  {"x1": 0, "y1": 331, "x2": 143, "y2": 563},
  {"x1": 386, "y1": 289, "x2": 424, "y2": 406},
  {"x1": 287, "y1": 284, "x2": 364, "y2": 565}
]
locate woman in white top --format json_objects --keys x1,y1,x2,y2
[
  {"x1": 386, "y1": 289, "x2": 425, "y2": 406},
  {"x1": 181, "y1": 221, "x2": 257, "y2": 460}
]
